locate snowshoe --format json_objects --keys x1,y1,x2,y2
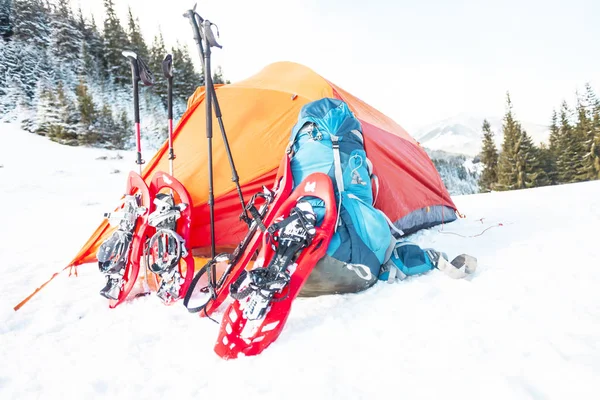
[
  {"x1": 145, "y1": 171, "x2": 195, "y2": 304},
  {"x1": 183, "y1": 155, "x2": 292, "y2": 316},
  {"x1": 214, "y1": 171, "x2": 336, "y2": 359},
  {"x1": 97, "y1": 171, "x2": 152, "y2": 308}
]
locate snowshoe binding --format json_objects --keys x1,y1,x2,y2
[
  {"x1": 98, "y1": 194, "x2": 146, "y2": 300},
  {"x1": 230, "y1": 200, "x2": 317, "y2": 321},
  {"x1": 145, "y1": 193, "x2": 189, "y2": 303},
  {"x1": 145, "y1": 171, "x2": 195, "y2": 305}
]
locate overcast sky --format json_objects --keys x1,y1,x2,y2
[{"x1": 73, "y1": 0, "x2": 600, "y2": 133}]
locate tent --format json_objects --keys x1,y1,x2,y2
[{"x1": 68, "y1": 61, "x2": 457, "y2": 268}]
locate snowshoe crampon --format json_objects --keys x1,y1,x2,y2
[
  {"x1": 214, "y1": 172, "x2": 336, "y2": 359},
  {"x1": 144, "y1": 171, "x2": 195, "y2": 305},
  {"x1": 97, "y1": 171, "x2": 151, "y2": 308}
]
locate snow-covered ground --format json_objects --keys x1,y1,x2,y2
[{"x1": 1, "y1": 123, "x2": 599, "y2": 399}]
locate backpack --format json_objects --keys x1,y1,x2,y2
[{"x1": 288, "y1": 98, "x2": 395, "y2": 279}]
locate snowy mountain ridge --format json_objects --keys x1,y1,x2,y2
[{"x1": 415, "y1": 113, "x2": 550, "y2": 156}]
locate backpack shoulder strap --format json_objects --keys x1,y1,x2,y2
[{"x1": 331, "y1": 135, "x2": 344, "y2": 231}]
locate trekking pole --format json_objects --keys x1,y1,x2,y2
[
  {"x1": 184, "y1": 7, "x2": 248, "y2": 224},
  {"x1": 123, "y1": 51, "x2": 154, "y2": 175},
  {"x1": 203, "y1": 21, "x2": 217, "y2": 259},
  {"x1": 162, "y1": 54, "x2": 175, "y2": 176}
]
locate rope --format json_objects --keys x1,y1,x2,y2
[
  {"x1": 438, "y1": 217, "x2": 503, "y2": 238},
  {"x1": 13, "y1": 269, "x2": 65, "y2": 311}
]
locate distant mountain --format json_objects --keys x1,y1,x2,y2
[{"x1": 415, "y1": 113, "x2": 550, "y2": 156}]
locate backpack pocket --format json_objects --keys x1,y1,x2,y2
[{"x1": 379, "y1": 242, "x2": 434, "y2": 281}]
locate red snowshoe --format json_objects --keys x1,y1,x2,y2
[
  {"x1": 144, "y1": 172, "x2": 195, "y2": 305},
  {"x1": 214, "y1": 172, "x2": 336, "y2": 359},
  {"x1": 98, "y1": 171, "x2": 152, "y2": 308},
  {"x1": 183, "y1": 155, "x2": 293, "y2": 317}
]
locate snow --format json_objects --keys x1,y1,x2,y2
[{"x1": 2, "y1": 123, "x2": 600, "y2": 399}]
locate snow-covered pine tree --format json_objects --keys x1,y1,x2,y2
[
  {"x1": 496, "y1": 93, "x2": 521, "y2": 190},
  {"x1": 0, "y1": 0, "x2": 13, "y2": 40},
  {"x1": 592, "y1": 95, "x2": 600, "y2": 179},
  {"x1": 36, "y1": 80, "x2": 60, "y2": 135},
  {"x1": 75, "y1": 78, "x2": 101, "y2": 145},
  {"x1": 49, "y1": 0, "x2": 83, "y2": 76},
  {"x1": 85, "y1": 15, "x2": 105, "y2": 76},
  {"x1": 478, "y1": 119, "x2": 498, "y2": 192},
  {"x1": 579, "y1": 83, "x2": 600, "y2": 180},
  {"x1": 47, "y1": 81, "x2": 79, "y2": 145},
  {"x1": 127, "y1": 7, "x2": 148, "y2": 62},
  {"x1": 12, "y1": 0, "x2": 50, "y2": 48},
  {"x1": 149, "y1": 30, "x2": 168, "y2": 105},
  {"x1": 1, "y1": 40, "x2": 22, "y2": 118},
  {"x1": 546, "y1": 110, "x2": 560, "y2": 184},
  {"x1": 171, "y1": 43, "x2": 202, "y2": 113},
  {"x1": 102, "y1": 0, "x2": 130, "y2": 84},
  {"x1": 116, "y1": 110, "x2": 131, "y2": 150}
]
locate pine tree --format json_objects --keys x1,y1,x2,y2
[
  {"x1": 545, "y1": 110, "x2": 560, "y2": 184},
  {"x1": 496, "y1": 93, "x2": 521, "y2": 190},
  {"x1": 515, "y1": 129, "x2": 548, "y2": 188},
  {"x1": 12, "y1": 0, "x2": 50, "y2": 48},
  {"x1": 36, "y1": 82, "x2": 60, "y2": 135},
  {"x1": 556, "y1": 101, "x2": 585, "y2": 183},
  {"x1": 593, "y1": 104, "x2": 600, "y2": 179},
  {"x1": 115, "y1": 110, "x2": 131, "y2": 150},
  {"x1": 48, "y1": 81, "x2": 79, "y2": 145},
  {"x1": 149, "y1": 31, "x2": 168, "y2": 105},
  {"x1": 213, "y1": 66, "x2": 229, "y2": 84},
  {"x1": 579, "y1": 83, "x2": 600, "y2": 180},
  {"x1": 126, "y1": 8, "x2": 148, "y2": 61},
  {"x1": 171, "y1": 43, "x2": 202, "y2": 105},
  {"x1": 538, "y1": 143, "x2": 555, "y2": 185},
  {"x1": 0, "y1": 0, "x2": 13, "y2": 40},
  {"x1": 85, "y1": 15, "x2": 105, "y2": 75},
  {"x1": 102, "y1": 0, "x2": 130, "y2": 84},
  {"x1": 49, "y1": 0, "x2": 83, "y2": 70},
  {"x1": 75, "y1": 79, "x2": 100, "y2": 145},
  {"x1": 97, "y1": 104, "x2": 117, "y2": 145},
  {"x1": 478, "y1": 119, "x2": 498, "y2": 192},
  {"x1": 18, "y1": 44, "x2": 40, "y2": 103}
]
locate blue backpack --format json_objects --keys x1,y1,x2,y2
[{"x1": 289, "y1": 98, "x2": 396, "y2": 279}]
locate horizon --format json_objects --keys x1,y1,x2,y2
[{"x1": 72, "y1": 0, "x2": 599, "y2": 133}]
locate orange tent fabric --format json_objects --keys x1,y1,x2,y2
[{"x1": 68, "y1": 61, "x2": 456, "y2": 268}]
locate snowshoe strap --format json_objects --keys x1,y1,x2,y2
[
  {"x1": 241, "y1": 189, "x2": 273, "y2": 230},
  {"x1": 183, "y1": 257, "x2": 220, "y2": 314},
  {"x1": 230, "y1": 206, "x2": 315, "y2": 301}
]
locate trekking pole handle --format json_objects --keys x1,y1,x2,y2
[{"x1": 203, "y1": 20, "x2": 222, "y2": 49}]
